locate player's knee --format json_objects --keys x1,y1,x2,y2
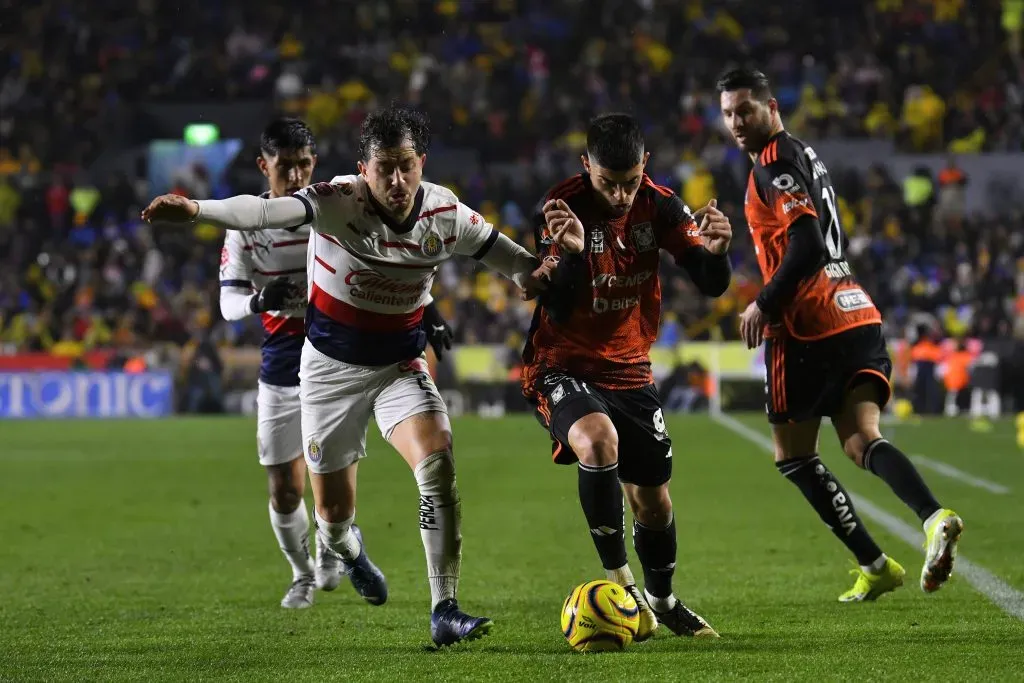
[
  {"x1": 570, "y1": 420, "x2": 619, "y2": 468},
  {"x1": 628, "y1": 484, "x2": 672, "y2": 528},
  {"x1": 266, "y1": 464, "x2": 304, "y2": 513},
  {"x1": 414, "y1": 449, "x2": 458, "y2": 502}
]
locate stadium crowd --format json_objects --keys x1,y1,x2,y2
[{"x1": 1, "y1": 0, "x2": 1022, "y2": 401}]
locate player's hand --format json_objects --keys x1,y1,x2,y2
[
  {"x1": 423, "y1": 302, "x2": 454, "y2": 361},
  {"x1": 692, "y1": 199, "x2": 732, "y2": 255},
  {"x1": 250, "y1": 276, "x2": 300, "y2": 313},
  {"x1": 522, "y1": 258, "x2": 556, "y2": 301},
  {"x1": 543, "y1": 199, "x2": 585, "y2": 254},
  {"x1": 739, "y1": 300, "x2": 766, "y2": 349},
  {"x1": 141, "y1": 194, "x2": 200, "y2": 224}
]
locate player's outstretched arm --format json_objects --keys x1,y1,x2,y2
[
  {"x1": 142, "y1": 193, "x2": 311, "y2": 232},
  {"x1": 452, "y1": 203, "x2": 551, "y2": 300}
]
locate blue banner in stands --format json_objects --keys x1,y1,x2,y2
[{"x1": 0, "y1": 372, "x2": 174, "y2": 419}]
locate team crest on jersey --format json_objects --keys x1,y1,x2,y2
[
  {"x1": 307, "y1": 439, "x2": 322, "y2": 463},
  {"x1": 421, "y1": 231, "x2": 443, "y2": 257},
  {"x1": 629, "y1": 222, "x2": 656, "y2": 252},
  {"x1": 590, "y1": 229, "x2": 605, "y2": 254}
]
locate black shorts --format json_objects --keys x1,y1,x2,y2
[
  {"x1": 764, "y1": 323, "x2": 893, "y2": 424},
  {"x1": 528, "y1": 372, "x2": 672, "y2": 487}
]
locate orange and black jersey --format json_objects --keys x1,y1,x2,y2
[
  {"x1": 746, "y1": 131, "x2": 881, "y2": 340},
  {"x1": 522, "y1": 173, "x2": 731, "y2": 392}
]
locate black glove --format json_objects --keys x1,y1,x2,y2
[
  {"x1": 423, "y1": 302, "x2": 454, "y2": 361},
  {"x1": 250, "y1": 276, "x2": 299, "y2": 314}
]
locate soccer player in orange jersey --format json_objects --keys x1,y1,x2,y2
[{"x1": 718, "y1": 67, "x2": 963, "y2": 602}]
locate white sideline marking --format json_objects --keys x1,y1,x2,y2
[
  {"x1": 711, "y1": 412, "x2": 1024, "y2": 622},
  {"x1": 910, "y1": 455, "x2": 1009, "y2": 495}
]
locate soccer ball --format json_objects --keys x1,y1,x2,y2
[{"x1": 560, "y1": 580, "x2": 640, "y2": 652}]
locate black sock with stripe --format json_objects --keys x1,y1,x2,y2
[
  {"x1": 863, "y1": 439, "x2": 941, "y2": 523},
  {"x1": 632, "y1": 516, "x2": 676, "y2": 599},
  {"x1": 777, "y1": 455, "x2": 883, "y2": 565},
  {"x1": 578, "y1": 462, "x2": 628, "y2": 571}
]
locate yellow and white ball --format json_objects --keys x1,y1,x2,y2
[{"x1": 560, "y1": 580, "x2": 640, "y2": 652}]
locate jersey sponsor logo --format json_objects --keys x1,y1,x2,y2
[
  {"x1": 592, "y1": 270, "x2": 653, "y2": 289},
  {"x1": 629, "y1": 222, "x2": 656, "y2": 252},
  {"x1": 421, "y1": 231, "x2": 443, "y2": 257},
  {"x1": 344, "y1": 268, "x2": 430, "y2": 307},
  {"x1": 834, "y1": 288, "x2": 873, "y2": 312},
  {"x1": 590, "y1": 229, "x2": 605, "y2": 254},
  {"x1": 592, "y1": 295, "x2": 641, "y2": 314},
  {"x1": 550, "y1": 383, "x2": 566, "y2": 404},
  {"x1": 782, "y1": 197, "x2": 810, "y2": 213},
  {"x1": 771, "y1": 173, "x2": 800, "y2": 193}
]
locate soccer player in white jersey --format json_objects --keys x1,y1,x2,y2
[
  {"x1": 143, "y1": 105, "x2": 552, "y2": 646},
  {"x1": 218, "y1": 118, "x2": 318, "y2": 609}
]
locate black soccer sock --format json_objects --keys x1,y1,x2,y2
[
  {"x1": 632, "y1": 516, "x2": 676, "y2": 599},
  {"x1": 863, "y1": 439, "x2": 942, "y2": 522},
  {"x1": 578, "y1": 462, "x2": 628, "y2": 571},
  {"x1": 777, "y1": 455, "x2": 884, "y2": 566}
]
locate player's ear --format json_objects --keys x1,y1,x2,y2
[
  {"x1": 768, "y1": 98, "x2": 779, "y2": 116},
  {"x1": 581, "y1": 154, "x2": 591, "y2": 173},
  {"x1": 419, "y1": 153, "x2": 427, "y2": 169},
  {"x1": 641, "y1": 151, "x2": 651, "y2": 168},
  {"x1": 256, "y1": 154, "x2": 269, "y2": 178},
  {"x1": 357, "y1": 160, "x2": 368, "y2": 177}
]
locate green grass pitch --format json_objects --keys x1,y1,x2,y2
[{"x1": 2, "y1": 414, "x2": 1023, "y2": 681}]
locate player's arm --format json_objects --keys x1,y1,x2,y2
[
  {"x1": 656, "y1": 194, "x2": 732, "y2": 297},
  {"x1": 218, "y1": 231, "x2": 256, "y2": 320},
  {"x1": 451, "y1": 203, "x2": 548, "y2": 298},
  {"x1": 532, "y1": 197, "x2": 586, "y2": 323},
  {"x1": 142, "y1": 192, "x2": 316, "y2": 232},
  {"x1": 752, "y1": 162, "x2": 827, "y2": 317}
]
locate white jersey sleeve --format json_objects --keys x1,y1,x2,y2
[
  {"x1": 452, "y1": 202, "x2": 539, "y2": 289},
  {"x1": 219, "y1": 230, "x2": 255, "y2": 320},
  {"x1": 195, "y1": 195, "x2": 312, "y2": 232}
]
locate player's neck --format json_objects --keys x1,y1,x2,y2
[{"x1": 747, "y1": 122, "x2": 786, "y2": 162}]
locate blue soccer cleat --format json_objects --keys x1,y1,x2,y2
[
  {"x1": 341, "y1": 525, "x2": 388, "y2": 606},
  {"x1": 430, "y1": 598, "x2": 494, "y2": 647}
]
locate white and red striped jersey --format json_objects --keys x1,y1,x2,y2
[
  {"x1": 219, "y1": 193, "x2": 310, "y2": 386},
  {"x1": 195, "y1": 174, "x2": 538, "y2": 367}
]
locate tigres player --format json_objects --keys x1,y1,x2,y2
[
  {"x1": 718, "y1": 68, "x2": 963, "y2": 601},
  {"x1": 523, "y1": 113, "x2": 730, "y2": 639}
]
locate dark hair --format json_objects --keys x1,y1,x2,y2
[
  {"x1": 358, "y1": 104, "x2": 431, "y2": 160},
  {"x1": 260, "y1": 118, "x2": 317, "y2": 156},
  {"x1": 715, "y1": 68, "x2": 773, "y2": 101},
  {"x1": 586, "y1": 113, "x2": 645, "y2": 171}
]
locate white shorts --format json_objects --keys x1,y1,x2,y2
[
  {"x1": 256, "y1": 381, "x2": 303, "y2": 467},
  {"x1": 299, "y1": 340, "x2": 448, "y2": 474}
]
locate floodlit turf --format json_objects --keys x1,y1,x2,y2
[{"x1": 2, "y1": 414, "x2": 1023, "y2": 681}]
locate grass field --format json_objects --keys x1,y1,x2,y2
[{"x1": 2, "y1": 413, "x2": 1023, "y2": 681}]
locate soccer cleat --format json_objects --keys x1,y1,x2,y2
[
  {"x1": 280, "y1": 575, "x2": 315, "y2": 609},
  {"x1": 430, "y1": 598, "x2": 493, "y2": 647},
  {"x1": 921, "y1": 509, "x2": 964, "y2": 593},
  {"x1": 622, "y1": 584, "x2": 659, "y2": 641},
  {"x1": 341, "y1": 525, "x2": 388, "y2": 605},
  {"x1": 838, "y1": 557, "x2": 906, "y2": 602},
  {"x1": 315, "y1": 546, "x2": 344, "y2": 592},
  {"x1": 652, "y1": 599, "x2": 720, "y2": 638}
]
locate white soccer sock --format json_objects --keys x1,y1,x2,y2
[
  {"x1": 861, "y1": 553, "x2": 888, "y2": 575},
  {"x1": 644, "y1": 588, "x2": 677, "y2": 613},
  {"x1": 414, "y1": 450, "x2": 462, "y2": 610},
  {"x1": 313, "y1": 508, "x2": 361, "y2": 561},
  {"x1": 607, "y1": 564, "x2": 637, "y2": 588},
  {"x1": 268, "y1": 501, "x2": 314, "y2": 580}
]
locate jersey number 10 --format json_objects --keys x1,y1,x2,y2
[{"x1": 820, "y1": 185, "x2": 843, "y2": 260}]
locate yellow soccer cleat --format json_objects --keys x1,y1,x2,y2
[
  {"x1": 921, "y1": 509, "x2": 964, "y2": 593},
  {"x1": 838, "y1": 557, "x2": 906, "y2": 602}
]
